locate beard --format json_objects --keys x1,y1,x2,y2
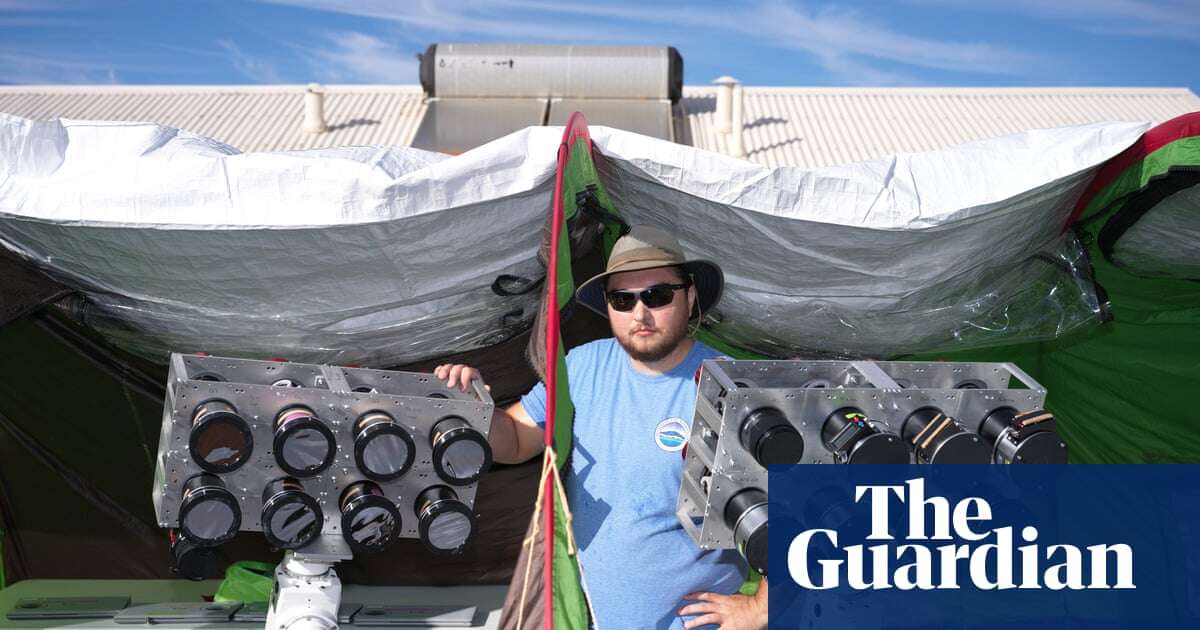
[{"x1": 614, "y1": 312, "x2": 690, "y2": 363}]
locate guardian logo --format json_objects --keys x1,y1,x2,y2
[{"x1": 787, "y1": 478, "x2": 1135, "y2": 591}]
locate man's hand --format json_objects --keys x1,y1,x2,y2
[
  {"x1": 434, "y1": 363, "x2": 543, "y2": 464},
  {"x1": 433, "y1": 363, "x2": 490, "y2": 394},
  {"x1": 679, "y1": 579, "x2": 767, "y2": 630}
]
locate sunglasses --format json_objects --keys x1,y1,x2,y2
[{"x1": 605, "y1": 282, "x2": 691, "y2": 312}]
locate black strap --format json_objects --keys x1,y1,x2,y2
[
  {"x1": 0, "y1": 246, "x2": 74, "y2": 329},
  {"x1": 491, "y1": 274, "x2": 545, "y2": 297},
  {"x1": 575, "y1": 184, "x2": 629, "y2": 236}
]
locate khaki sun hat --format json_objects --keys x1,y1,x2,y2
[{"x1": 575, "y1": 225, "x2": 724, "y2": 319}]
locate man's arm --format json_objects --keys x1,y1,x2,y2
[{"x1": 434, "y1": 363, "x2": 544, "y2": 464}]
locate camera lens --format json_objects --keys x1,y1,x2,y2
[
  {"x1": 169, "y1": 529, "x2": 225, "y2": 580},
  {"x1": 415, "y1": 485, "x2": 476, "y2": 555},
  {"x1": 901, "y1": 407, "x2": 989, "y2": 464},
  {"x1": 261, "y1": 477, "x2": 323, "y2": 550},
  {"x1": 189, "y1": 400, "x2": 253, "y2": 474},
  {"x1": 339, "y1": 481, "x2": 401, "y2": 553},
  {"x1": 353, "y1": 412, "x2": 416, "y2": 482},
  {"x1": 821, "y1": 407, "x2": 909, "y2": 464},
  {"x1": 179, "y1": 473, "x2": 241, "y2": 546},
  {"x1": 724, "y1": 488, "x2": 768, "y2": 576},
  {"x1": 980, "y1": 407, "x2": 1068, "y2": 464},
  {"x1": 430, "y1": 416, "x2": 492, "y2": 486},
  {"x1": 273, "y1": 406, "x2": 336, "y2": 477},
  {"x1": 739, "y1": 407, "x2": 804, "y2": 466}
]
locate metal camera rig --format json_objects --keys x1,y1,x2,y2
[
  {"x1": 676, "y1": 359, "x2": 1067, "y2": 577},
  {"x1": 152, "y1": 353, "x2": 494, "y2": 629}
]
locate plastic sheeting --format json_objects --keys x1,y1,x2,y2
[{"x1": 0, "y1": 112, "x2": 1148, "y2": 364}]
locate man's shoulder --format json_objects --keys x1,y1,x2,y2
[
  {"x1": 693, "y1": 339, "x2": 725, "y2": 360},
  {"x1": 690, "y1": 340, "x2": 729, "y2": 367},
  {"x1": 565, "y1": 337, "x2": 619, "y2": 367}
]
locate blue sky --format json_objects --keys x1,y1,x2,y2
[{"x1": 1, "y1": 0, "x2": 1197, "y2": 91}]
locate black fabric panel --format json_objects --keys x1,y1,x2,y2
[
  {"x1": 0, "y1": 462, "x2": 31, "y2": 583},
  {"x1": 0, "y1": 408, "x2": 159, "y2": 541},
  {"x1": 0, "y1": 246, "x2": 72, "y2": 328},
  {"x1": 0, "y1": 316, "x2": 170, "y2": 579}
]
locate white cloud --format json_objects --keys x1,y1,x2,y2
[
  {"x1": 0, "y1": 0, "x2": 71, "y2": 8},
  {"x1": 257, "y1": 0, "x2": 1050, "y2": 85},
  {"x1": 306, "y1": 31, "x2": 419, "y2": 83},
  {"x1": 258, "y1": 0, "x2": 643, "y2": 43},
  {"x1": 810, "y1": 51, "x2": 925, "y2": 87},
  {"x1": 0, "y1": 1, "x2": 81, "y2": 27},
  {"x1": 490, "y1": 1, "x2": 1049, "y2": 81},
  {"x1": 749, "y1": 1, "x2": 1045, "y2": 77},
  {"x1": 217, "y1": 39, "x2": 284, "y2": 84},
  {"x1": 912, "y1": 0, "x2": 1200, "y2": 43},
  {"x1": 0, "y1": 49, "x2": 118, "y2": 84}
]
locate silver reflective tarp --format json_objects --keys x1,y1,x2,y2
[{"x1": 0, "y1": 112, "x2": 1149, "y2": 363}]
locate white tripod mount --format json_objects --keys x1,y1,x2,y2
[{"x1": 265, "y1": 535, "x2": 353, "y2": 630}]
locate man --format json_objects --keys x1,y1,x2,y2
[{"x1": 436, "y1": 225, "x2": 767, "y2": 629}]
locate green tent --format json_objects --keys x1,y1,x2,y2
[
  {"x1": 2, "y1": 112, "x2": 1198, "y2": 609},
  {"x1": 915, "y1": 113, "x2": 1200, "y2": 464}
]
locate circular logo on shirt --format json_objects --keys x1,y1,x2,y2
[{"x1": 654, "y1": 417, "x2": 690, "y2": 452}]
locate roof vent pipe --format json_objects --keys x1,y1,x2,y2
[
  {"x1": 712, "y1": 76, "x2": 739, "y2": 134},
  {"x1": 303, "y1": 83, "x2": 328, "y2": 134},
  {"x1": 730, "y1": 83, "x2": 746, "y2": 158}
]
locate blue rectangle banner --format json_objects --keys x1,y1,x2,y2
[{"x1": 768, "y1": 465, "x2": 1200, "y2": 629}]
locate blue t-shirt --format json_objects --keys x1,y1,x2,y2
[{"x1": 520, "y1": 338, "x2": 746, "y2": 629}]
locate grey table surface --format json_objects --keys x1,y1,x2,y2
[{"x1": 0, "y1": 580, "x2": 507, "y2": 629}]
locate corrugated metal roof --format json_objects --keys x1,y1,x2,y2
[
  {"x1": 1, "y1": 84, "x2": 1197, "y2": 167},
  {"x1": 681, "y1": 87, "x2": 1200, "y2": 168},
  {"x1": 0, "y1": 85, "x2": 427, "y2": 153}
]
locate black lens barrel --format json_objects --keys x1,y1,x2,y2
[
  {"x1": 339, "y1": 480, "x2": 402, "y2": 553},
  {"x1": 902, "y1": 407, "x2": 990, "y2": 464},
  {"x1": 430, "y1": 416, "x2": 492, "y2": 485},
  {"x1": 415, "y1": 485, "x2": 477, "y2": 555},
  {"x1": 821, "y1": 407, "x2": 910, "y2": 464},
  {"x1": 261, "y1": 477, "x2": 323, "y2": 550},
  {"x1": 739, "y1": 407, "x2": 804, "y2": 466},
  {"x1": 179, "y1": 473, "x2": 241, "y2": 546},
  {"x1": 724, "y1": 488, "x2": 769, "y2": 576},
  {"x1": 189, "y1": 400, "x2": 253, "y2": 474}
]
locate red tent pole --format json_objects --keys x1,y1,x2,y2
[{"x1": 542, "y1": 112, "x2": 591, "y2": 630}]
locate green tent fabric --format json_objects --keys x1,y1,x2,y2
[
  {"x1": 543, "y1": 117, "x2": 595, "y2": 630},
  {"x1": 912, "y1": 112, "x2": 1200, "y2": 463}
]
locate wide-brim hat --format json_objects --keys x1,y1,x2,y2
[{"x1": 575, "y1": 225, "x2": 724, "y2": 319}]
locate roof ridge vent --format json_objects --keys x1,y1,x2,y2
[
  {"x1": 303, "y1": 83, "x2": 328, "y2": 134},
  {"x1": 712, "y1": 76, "x2": 745, "y2": 158}
]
